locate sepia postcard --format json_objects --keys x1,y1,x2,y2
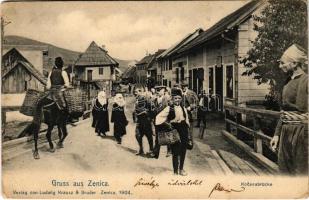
[{"x1": 1, "y1": 0, "x2": 308, "y2": 199}]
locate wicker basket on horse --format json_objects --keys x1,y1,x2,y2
[
  {"x1": 20, "y1": 89, "x2": 45, "y2": 116},
  {"x1": 64, "y1": 88, "x2": 87, "y2": 114}
]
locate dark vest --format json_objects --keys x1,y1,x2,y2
[
  {"x1": 50, "y1": 68, "x2": 65, "y2": 86},
  {"x1": 167, "y1": 105, "x2": 186, "y2": 122}
]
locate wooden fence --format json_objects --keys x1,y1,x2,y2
[
  {"x1": 223, "y1": 104, "x2": 280, "y2": 173},
  {"x1": 2, "y1": 100, "x2": 93, "y2": 140}
]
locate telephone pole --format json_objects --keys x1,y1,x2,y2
[{"x1": 1, "y1": 17, "x2": 11, "y2": 57}]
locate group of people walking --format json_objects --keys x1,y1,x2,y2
[
  {"x1": 34, "y1": 43, "x2": 307, "y2": 176},
  {"x1": 90, "y1": 82, "x2": 198, "y2": 176},
  {"x1": 91, "y1": 90, "x2": 129, "y2": 144},
  {"x1": 133, "y1": 83, "x2": 198, "y2": 176}
]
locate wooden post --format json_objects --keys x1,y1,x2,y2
[
  {"x1": 236, "y1": 112, "x2": 242, "y2": 139},
  {"x1": 225, "y1": 109, "x2": 231, "y2": 132},
  {"x1": 253, "y1": 117, "x2": 263, "y2": 154},
  {"x1": 1, "y1": 110, "x2": 6, "y2": 136}
]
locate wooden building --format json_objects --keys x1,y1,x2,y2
[
  {"x1": 3, "y1": 36, "x2": 81, "y2": 79},
  {"x1": 3, "y1": 44, "x2": 47, "y2": 76},
  {"x1": 146, "y1": 49, "x2": 165, "y2": 86},
  {"x1": 2, "y1": 48, "x2": 46, "y2": 93},
  {"x1": 74, "y1": 41, "x2": 119, "y2": 98},
  {"x1": 121, "y1": 65, "x2": 137, "y2": 84},
  {"x1": 135, "y1": 54, "x2": 154, "y2": 85},
  {"x1": 176, "y1": 0, "x2": 268, "y2": 108},
  {"x1": 156, "y1": 29, "x2": 204, "y2": 87}
]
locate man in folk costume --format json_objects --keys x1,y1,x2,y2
[
  {"x1": 270, "y1": 44, "x2": 308, "y2": 175},
  {"x1": 152, "y1": 87, "x2": 172, "y2": 158},
  {"x1": 111, "y1": 92, "x2": 128, "y2": 144},
  {"x1": 155, "y1": 87, "x2": 192, "y2": 175},
  {"x1": 33, "y1": 57, "x2": 70, "y2": 124},
  {"x1": 92, "y1": 91, "x2": 109, "y2": 136},
  {"x1": 181, "y1": 82, "x2": 199, "y2": 128},
  {"x1": 133, "y1": 86, "x2": 154, "y2": 156},
  {"x1": 197, "y1": 90, "x2": 208, "y2": 128}
]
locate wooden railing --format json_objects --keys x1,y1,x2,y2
[
  {"x1": 2, "y1": 106, "x2": 21, "y2": 134},
  {"x1": 2, "y1": 100, "x2": 94, "y2": 139},
  {"x1": 223, "y1": 104, "x2": 281, "y2": 173}
]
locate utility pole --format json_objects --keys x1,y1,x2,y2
[{"x1": 1, "y1": 17, "x2": 11, "y2": 57}]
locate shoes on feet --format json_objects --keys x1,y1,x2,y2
[
  {"x1": 135, "y1": 151, "x2": 144, "y2": 156},
  {"x1": 149, "y1": 152, "x2": 157, "y2": 158},
  {"x1": 166, "y1": 152, "x2": 171, "y2": 157},
  {"x1": 179, "y1": 170, "x2": 188, "y2": 176}
]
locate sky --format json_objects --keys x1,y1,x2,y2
[{"x1": 2, "y1": 1, "x2": 248, "y2": 60}]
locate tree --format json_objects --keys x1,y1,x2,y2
[{"x1": 241, "y1": 0, "x2": 307, "y2": 109}]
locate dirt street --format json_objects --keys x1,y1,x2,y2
[{"x1": 2, "y1": 96, "x2": 218, "y2": 176}]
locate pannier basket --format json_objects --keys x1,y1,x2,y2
[
  {"x1": 64, "y1": 88, "x2": 87, "y2": 114},
  {"x1": 20, "y1": 89, "x2": 45, "y2": 116}
]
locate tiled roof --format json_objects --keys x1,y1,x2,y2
[
  {"x1": 122, "y1": 66, "x2": 136, "y2": 79},
  {"x1": 136, "y1": 54, "x2": 154, "y2": 65},
  {"x1": 178, "y1": 0, "x2": 265, "y2": 53},
  {"x1": 75, "y1": 41, "x2": 118, "y2": 67},
  {"x1": 2, "y1": 61, "x2": 47, "y2": 85},
  {"x1": 147, "y1": 49, "x2": 166, "y2": 70},
  {"x1": 158, "y1": 28, "x2": 203, "y2": 59}
]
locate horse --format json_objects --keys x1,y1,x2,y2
[{"x1": 31, "y1": 97, "x2": 70, "y2": 159}]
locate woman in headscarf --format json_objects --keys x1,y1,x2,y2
[
  {"x1": 155, "y1": 87, "x2": 191, "y2": 176},
  {"x1": 92, "y1": 91, "x2": 109, "y2": 136},
  {"x1": 270, "y1": 44, "x2": 308, "y2": 176},
  {"x1": 111, "y1": 92, "x2": 128, "y2": 144}
]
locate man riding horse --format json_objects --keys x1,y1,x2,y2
[{"x1": 32, "y1": 56, "x2": 70, "y2": 159}]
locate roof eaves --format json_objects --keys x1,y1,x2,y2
[
  {"x1": 166, "y1": 30, "x2": 203, "y2": 57},
  {"x1": 178, "y1": 0, "x2": 263, "y2": 53},
  {"x1": 2, "y1": 61, "x2": 47, "y2": 85},
  {"x1": 227, "y1": 0, "x2": 265, "y2": 29},
  {"x1": 158, "y1": 32, "x2": 194, "y2": 59},
  {"x1": 20, "y1": 61, "x2": 47, "y2": 84}
]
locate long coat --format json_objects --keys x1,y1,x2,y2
[
  {"x1": 92, "y1": 99, "x2": 109, "y2": 134},
  {"x1": 111, "y1": 103, "x2": 128, "y2": 137}
]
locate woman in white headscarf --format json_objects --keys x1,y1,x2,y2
[
  {"x1": 270, "y1": 44, "x2": 308, "y2": 175},
  {"x1": 111, "y1": 92, "x2": 128, "y2": 144},
  {"x1": 92, "y1": 91, "x2": 109, "y2": 136}
]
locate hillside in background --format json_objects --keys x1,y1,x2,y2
[{"x1": 3, "y1": 35, "x2": 134, "y2": 72}]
